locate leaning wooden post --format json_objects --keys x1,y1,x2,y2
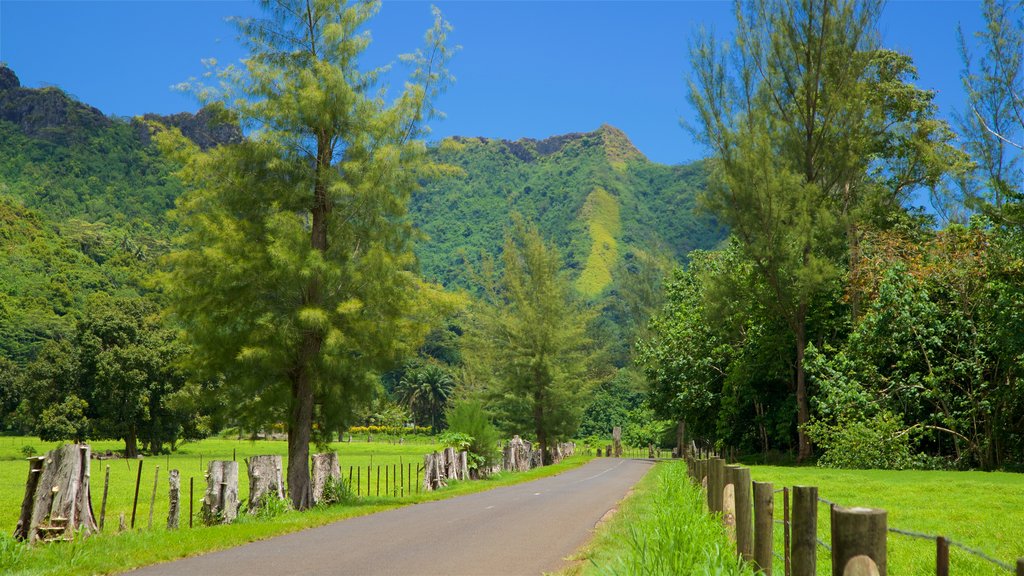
[
  {"x1": 131, "y1": 459, "x2": 143, "y2": 529},
  {"x1": 734, "y1": 467, "x2": 754, "y2": 561},
  {"x1": 753, "y1": 481, "x2": 774, "y2": 575},
  {"x1": 99, "y1": 465, "x2": 110, "y2": 532},
  {"x1": 189, "y1": 477, "x2": 194, "y2": 528},
  {"x1": 831, "y1": 506, "x2": 886, "y2": 576},
  {"x1": 168, "y1": 469, "x2": 180, "y2": 530},
  {"x1": 792, "y1": 486, "x2": 818, "y2": 576},
  {"x1": 148, "y1": 465, "x2": 159, "y2": 529}
]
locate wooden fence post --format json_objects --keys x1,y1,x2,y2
[
  {"x1": 734, "y1": 467, "x2": 754, "y2": 561},
  {"x1": 100, "y1": 465, "x2": 110, "y2": 532},
  {"x1": 168, "y1": 469, "x2": 180, "y2": 530},
  {"x1": 709, "y1": 458, "x2": 725, "y2": 513},
  {"x1": 784, "y1": 487, "x2": 791, "y2": 576},
  {"x1": 148, "y1": 465, "x2": 159, "y2": 529},
  {"x1": 753, "y1": 481, "x2": 774, "y2": 575},
  {"x1": 189, "y1": 477, "x2": 193, "y2": 528},
  {"x1": 831, "y1": 505, "x2": 886, "y2": 576},
  {"x1": 1016, "y1": 558, "x2": 1024, "y2": 576},
  {"x1": 792, "y1": 486, "x2": 818, "y2": 576},
  {"x1": 131, "y1": 460, "x2": 143, "y2": 529},
  {"x1": 936, "y1": 536, "x2": 948, "y2": 576}
]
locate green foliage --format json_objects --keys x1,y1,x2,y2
[
  {"x1": 444, "y1": 400, "x2": 501, "y2": 469},
  {"x1": 463, "y1": 217, "x2": 602, "y2": 463},
  {"x1": 247, "y1": 492, "x2": 292, "y2": 520},
  {"x1": 19, "y1": 445, "x2": 36, "y2": 458},
  {"x1": 394, "y1": 363, "x2": 455, "y2": 432},
  {"x1": 804, "y1": 410, "x2": 917, "y2": 470},
  {"x1": 318, "y1": 476, "x2": 355, "y2": 507},
  {"x1": 160, "y1": 0, "x2": 455, "y2": 507},
  {"x1": 957, "y1": 0, "x2": 1023, "y2": 225},
  {"x1": 37, "y1": 395, "x2": 89, "y2": 442},
  {"x1": 578, "y1": 369, "x2": 645, "y2": 438},
  {"x1": 437, "y1": 431, "x2": 473, "y2": 453}
]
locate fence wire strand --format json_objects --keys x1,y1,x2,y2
[{"x1": 888, "y1": 527, "x2": 1015, "y2": 572}]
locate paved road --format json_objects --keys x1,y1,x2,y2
[{"x1": 127, "y1": 458, "x2": 653, "y2": 576}]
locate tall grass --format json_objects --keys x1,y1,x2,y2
[{"x1": 580, "y1": 461, "x2": 754, "y2": 576}]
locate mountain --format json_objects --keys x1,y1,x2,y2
[
  {"x1": 415, "y1": 125, "x2": 723, "y2": 297},
  {"x1": 0, "y1": 66, "x2": 240, "y2": 364}
]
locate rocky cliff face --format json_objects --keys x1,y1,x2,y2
[
  {"x1": 137, "y1": 107, "x2": 243, "y2": 151},
  {"x1": 0, "y1": 66, "x2": 111, "y2": 143},
  {"x1": 0, "y1": 65, "x2": 240, "y2": 150}
]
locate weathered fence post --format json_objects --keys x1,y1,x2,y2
[
  {"x1": 99, "y1": 464, "x2": 110, "y2": 532},
  {"x1": 247, "y1": 455, "x2": 285, "y2": 512},
  {"x1": 612, "y1": 427, "x2": 622, "y2": 457},
  {"x1": 784, "y1": 487, "x2": 791, "y2": 575},
  {"x1": 676, "y1": 421, "x2": 686, "y2": 458},
  {"x1": 131, "y1": 459, "x2": 143, "y2": 529},
  {"x1": 709, "y1": 458, "x2": 725, "y2": 513},
  {"x1": 753, "y1": 481, "x2": 774, "y2": 575},
  {"x1": 168, "y1": 469, "x2": 180, "y2": 530},
  {"x1": 732, "y1": 467, "x2": 753, "y2": 561},
  {"x1": 1016, "y1": 558, "x2": 1024, "y2": 576},
  {"x1": 310, "y1": 453, "x2": 340, "y2": 504},
  {"x1": 148, "y1": 465, "x2": 159, "y2": 529},
  {"x1": 831, "y1": 506, "x2": 886, "y2": 576},
  {"x1": 792, "y1": 486, "x2": 818, "y2": 576}
]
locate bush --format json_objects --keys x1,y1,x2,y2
[
  {"x1": 345, "y1": 425, "x2": 431, "y2": 437},
  {"x1": 20, "y1": 445, "x2": 36, "y2": 458},
  {"x1": 318, "y1": 476, "x2": 355, "y2": 506},
  {"x1": 805, "y1": 411, "x2": 917, "y2": 470},
  {"x1": 444, "y1": 400, "x2": 500, "y2": 469},
  {"x1": 247, "y1": 492, "x2": 291, "y2": 520}
]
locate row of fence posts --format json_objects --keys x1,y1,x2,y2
[
  {"x1": 687, "y1": 456, "x2": 1024, "y2": 576},
  {"x1": 91, "y1": 458, "x2": 425, "y2": 534}
]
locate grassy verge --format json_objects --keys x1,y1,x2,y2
[
  {"x1": 562, "y1": 461, "x2": 754, "y2": 576},
  {"x1": 0, "y1": 436, "x2": 591, "y2": 576},
  {"x1": 749, "y1": 466, "x2": 1024, "y2": 575}
]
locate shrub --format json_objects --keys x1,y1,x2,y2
[
  {"x1": 318, "y1": 476, "x2": 355, "y2": 506},
  {"x1": 247, "y1": 492, "x2": 291, "y2": 520},
  {"x1": 444, "y1": 400, "x2": 500, "y2": 469},
  {"x1": 804, "y1": 411, "x2": 917, "y2": 470},
  {"x1": 20, "y1": 445, "x2": 36, "y2": 458},
  {"x1": 345, "y1": 425, "x2": 431, "y2": 437}
]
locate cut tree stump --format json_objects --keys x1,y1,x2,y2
[
  {"x1": 201, "y1": 460, "x2": 238, "y2": 525},
  {"x1": 459, "y1": 451, "x2": 469, "y2": 480},
  {"x1": 246, "y1": 455, "x2": 285, "y2": 512},
  {"x1": 311, "y1": 453, "x2": 340, "y2": 505},
  {"x1": 14, "y1": 444, "x2": 98, "y2": 545}
]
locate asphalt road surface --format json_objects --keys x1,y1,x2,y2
[{"x1": 127, "y1": 458, "x2": 654, "y2": 576}]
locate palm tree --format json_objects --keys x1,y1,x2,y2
[{"x1": 395, "y1": 364, "x2": 455, "y2": 432}]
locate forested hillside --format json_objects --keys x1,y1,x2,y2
[{"x1": 415, "y1": 125, "x2": 723, "y2": 295}]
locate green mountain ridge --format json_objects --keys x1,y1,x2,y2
[
  {"x1": 0, "y1": 65, "x2": 722, "y2": 368},
  {"x1": 415, "y1": 124, "x2": 723, "y2": 296}
]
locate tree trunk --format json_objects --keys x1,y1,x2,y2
[
  {"x1": 125, "y1": 425, "x2": 138, "y2": 459},
  {"x1": 15, "y1": 444, "x2": 98, "y2": 544},
  {"x1": 287, "y1": 368, "x2": 314, "y2": 510},
  {"x1": 534, "y1": 390, "x2": 549, "y2": 466},
  {"x1": 795, "y1": 317, "x2": 812, "y2": 462},
  {"x1": 167, "y1": 469, "x2": 180, "y2": 530}
]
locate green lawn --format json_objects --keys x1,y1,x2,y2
[
  {"x1": 0, "y1": 436, "x2": 592, "y2": 575},
  {"x1": 749, "y1": 465, "x2": 1024, "y2": 575}
]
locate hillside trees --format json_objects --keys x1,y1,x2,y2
[
  {"x1": 159, "y1": 0, "x2": 454, "y2": 508},
  {"x1": 463, "y1": 218, "x2": 599, "y2": 464},
  {"x1": 688, "y1": 0, "x2": 965, "y2": 459}
]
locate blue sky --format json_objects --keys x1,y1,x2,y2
[{"x1": 0, "y1": 1, "x2": 985, "y2": 165}]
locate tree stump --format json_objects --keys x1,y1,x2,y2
[
  {"x1": 443, "y1": 447, "x2": 458, "y2": 481},
  {"x1": 247, "y1": 455, "x2": 285, "y2": 512},
  {"x1": 201, "y1": 460, "x2": 239, "y2": 524},
  {"x1": 612, "y1": 427, "x2": 622, "y2": 457},
  {"x1": 14, "y1": 444, "x2": 98, "y2": 545},
  {"x1": 459, "y1": 451, "x2": 469, "y2": 480},
  {"x1": 311, "y1": 453, "x2": 340, "y2": 504}
]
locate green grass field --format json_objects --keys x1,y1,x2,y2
[
  {"x1": 0, "y1": 435, "x2": 443, "y2": 533},
  {"x1": 748, "y1": 465, "x2": 1024, "y2": 575},
  {"x1": 0, "y1": 436, "x2": 592, "y2": 575}
]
